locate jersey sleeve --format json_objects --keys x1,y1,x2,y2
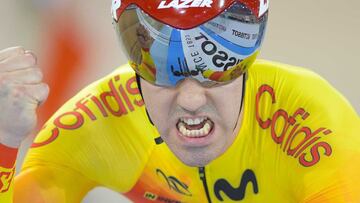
[
  {"x1": 14, "y1": 164, "x2": 97, "y2": 203},
  {"x1": 14, "y1": 117, "x2": 99, "y2": 203},
  {"x1": 0, "y1": 144, "x2": 18, "y2": 202},
  {"x1": 249, "y1": 60, "x2": 360, "y2": 202},
  {"x1": 17, "y1": 64, "x2": 156, "y2": 201}
]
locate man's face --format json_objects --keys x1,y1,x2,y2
[{"x1": 141, "y1": 76, "x2": 245, "y2": 167}]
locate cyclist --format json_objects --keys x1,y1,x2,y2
[{"x1": 1, "y1": 0, "x2": 359, "y2": 202}]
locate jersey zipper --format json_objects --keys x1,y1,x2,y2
[{"x1": 199, "y1": 167, "x2": 212, "y2": 203}]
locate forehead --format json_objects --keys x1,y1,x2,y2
[{"x1": 112, "y1": 0, "x2": 269, "y2": 29}]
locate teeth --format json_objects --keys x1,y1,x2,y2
[
  {"x1": 182, "y1": 117, "x2": 206, "y2": 126},
  {"x1": 188, "y1": 119, "x2": 194, "y2": 125},
  {"x1": 185, "y1": 129, "x2": 191, "y2": 137},
  {"x1": 179, "y1": 124, "x2": 186, "y2": 133},
  {"x1": 177, "y1": 120, "x2": 213, "y2": 137},
  {"x1": 194, "y1": 118, "x2": 200, "y2": 125}
]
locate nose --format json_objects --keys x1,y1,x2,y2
[{"x1": 176, "y1": 78, "x2": 207, "y2": 113}]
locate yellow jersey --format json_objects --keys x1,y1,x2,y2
[{"x1": 1, "y1": 60, "x2": 360, "y2": 202}]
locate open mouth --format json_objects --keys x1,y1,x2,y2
[{"x1": 176, "y1": 116, "x2": 214, "y2": 138}]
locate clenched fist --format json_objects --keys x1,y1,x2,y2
[{"x1": 0, "y1": 47, "x2": 49, "y2": 148}]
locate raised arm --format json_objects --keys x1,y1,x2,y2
[{"x1": 0, "y1": 46, "x2": 48, "y2": 202}]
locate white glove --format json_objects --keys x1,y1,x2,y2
[{"x1": 0, "y1": 47, "x2": 49, "y2": 148}]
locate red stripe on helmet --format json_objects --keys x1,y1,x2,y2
[{"x1": 113, "y1": 0, "x2": 267, "y2": 29}]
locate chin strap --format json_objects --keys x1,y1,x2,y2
[
  {"x1": 240, "y1": 73, "x2": 247, "y2": 114},
  {"x1": 136, "y1": 74, "x2": 155, "y2": 126},
  {"x1": 136, "y1": 74, "x2": 162, "y2": 144},
  {"x1": 233, "y1": 73, "x2": 247, "y2": 131}
]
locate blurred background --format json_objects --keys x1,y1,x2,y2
[{"x1": 1, "y1": 0, "x2": 359, "y2": 202}]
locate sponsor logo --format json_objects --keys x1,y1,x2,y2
[
  {"x1": 0, "y1": 167, "x2": 15, "y2": 193},
  {"x1": 143, "y1": 191, "x2": 182, "y2": 203},
  {"x1": 144, "y1": 192, "x2": 158, "y2": 200},
  {"x1": 31, "y1": 75, "x2": 144, "y2": 148},
  {"x1": 156, "y1": 169, "x2": 192, "y2": 196},
  {"x1": 158, "y1": 0, "x2": 213, "y2": 9},
  {"x1": 232, "y1": 29, "x2": 258, "y2": 40},
  {"x1": 206, "y1": 21, "x2": 226, "y2": 32},
  {"x1": 180, "y1": 27, "x2": 256, "y2": 82},
  {"x1": 170, "y1": 57, "x2": 203, "y2": 77},
  {"x1": 255, "y1": 84, "x2": 333, "y2": 167},
  {"x1": 214, "y1": 169, "x2": 258, "y2": 201},
  {"x1": 194, "y1": 32, "x2": 241, "y2": 71},
  {"x1": 158, "y1": 197, "x2": 182, "y2": 203}
]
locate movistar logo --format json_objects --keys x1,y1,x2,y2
[
  {"x1": 158, "y1": 0, "x2": 213, "y2": 9},
  {"x1": 214, "y1": 169, "x2": 259, "y2": 201}
]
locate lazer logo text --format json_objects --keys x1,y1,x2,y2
[{"x1": 158, "y1": 0, "x2": 213, "y2": 9}]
